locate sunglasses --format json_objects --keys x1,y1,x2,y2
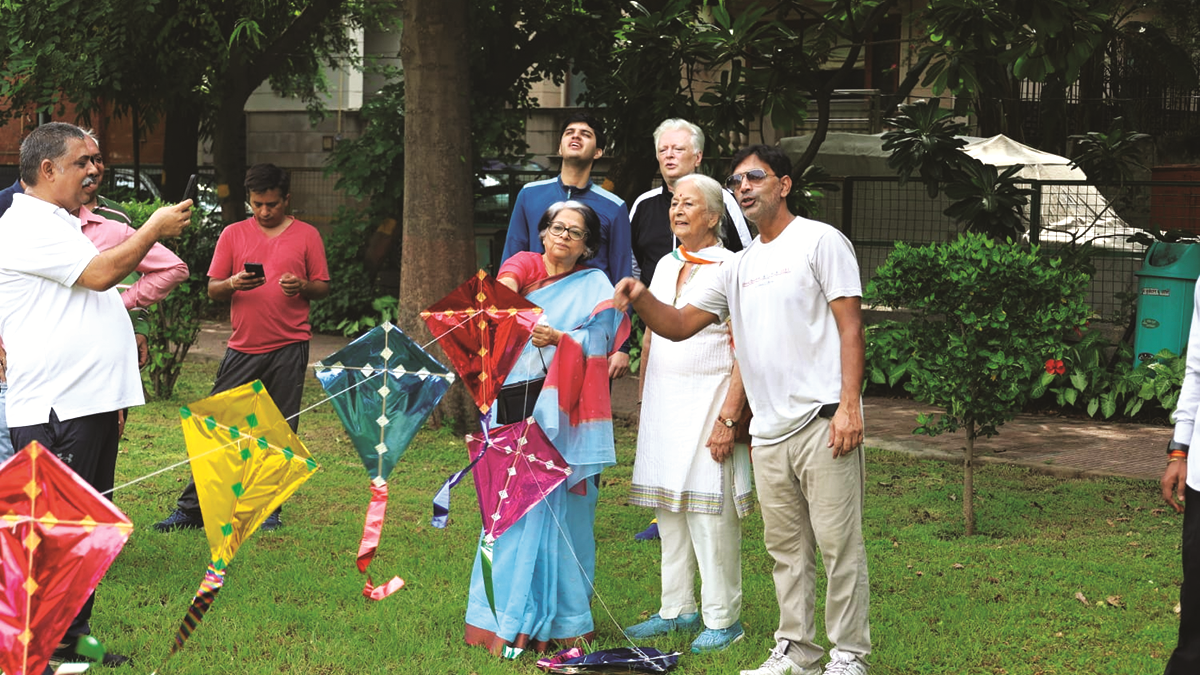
[
  {"x1": 547, "y1": 222, "x2": 586, "y2": 241},
  {"x1": 724, "y1": 168, "x2": 774, "y2": 190}
]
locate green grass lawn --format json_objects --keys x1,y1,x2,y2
[{"x1": 80, "y1": 360, "x2": 1181, "y2": 674}]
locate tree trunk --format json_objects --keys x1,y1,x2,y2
[
  {"x1": 211, "y1": 98, "x2": 248, "y2": 224},
  {"x1": 964, "y1": 419, "x2": 976, "y2": 536},
  {"x1": 132, "y1": 106, "x2": 143, "y2": 202},
  {"x1": 605, "y1": 153, "x2": 657, "y2": 207},
  {"x1": 1037, "y1": 74, "x2": 1068, "y2": 155},
  {"x1": 162, "y1": 104, "x2": 201, "y2": 201},
  {"x1": 400, "y1": 0, "x2": 479, "y2": 432}
]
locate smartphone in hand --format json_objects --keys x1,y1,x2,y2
[
  {"x1": 183, "y1": 174, "x2": 198, "y2": 204},
  {"x1": 243, "y1": 262, "x2": 265, "y2": 278}
]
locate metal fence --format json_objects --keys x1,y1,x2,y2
[
  {"x1": 285, "y1": 168, "x2": 358, "y2": 228},
  {"x1": 816, "y1": 177, "x2": 1200, "y2": 320},
  {"x1": 13, "y1": 161, "x2": 1198, "y2": 321}
]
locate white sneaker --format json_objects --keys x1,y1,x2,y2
[
  {"x1": 824, "y1": 648, "x2": 868, "y2": 675},
  {"x1": 739, "y1": 640, "x2": 823, "y2": 675}
]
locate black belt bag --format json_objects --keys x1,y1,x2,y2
[
  {"x1": 817, "y1": 402, "x2": 839, "y2": 419},
  {"x1": 495, "y1": 349, "x2": 550, "y2": 425},
  {"x1": 495, "y1": 378, "x2": 545, "y2": 425}
]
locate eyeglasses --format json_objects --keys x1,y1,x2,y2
[
  {"x1": 547, "y1": 222, "x2": 586, "y2": 241},
  {"x1": 724, "y1": 168, "x2": 774, "y2": 190}
]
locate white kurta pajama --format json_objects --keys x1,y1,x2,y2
[{"x1": 630, "y1": 244, "x2": 753, "y2": 630}]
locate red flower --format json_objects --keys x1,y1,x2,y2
[{"x1": 1044, "y1": 359, "x2": 1065, "y2": 375}]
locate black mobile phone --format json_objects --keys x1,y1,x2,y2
[
  {"x1": 244, "y1": 262, "x2": 265, "y2": 278},
  {"x1": 183, "y1": 174, "x2": 198, "y2": 204}
]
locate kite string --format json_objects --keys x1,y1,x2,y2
[
  {"x1": 106, "y1": 309, "x2": 483, "y2": 497},
  {"x1": 511, "y1": 442, "x2": 667, "y2": 671},
  {"x1": 104, "y1": 415, "x2": 309, "y2": 498},
  {"x1": 419, "y1": 308, "x2": 485, "y2": 351},
  {"x1": 286, "y1": 307, "x2": 484, "y2": 426}
]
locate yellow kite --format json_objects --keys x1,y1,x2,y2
[{"x1": 169, "y1": 380, "x2": 319, "y2": 655}]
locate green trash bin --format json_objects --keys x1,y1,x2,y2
[{"x1": 1134, "y1": 241, "x2": 1200, "y2": 363}]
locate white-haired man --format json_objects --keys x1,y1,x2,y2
[{"x1": 628, "y1": 118, "x2": 752, "y2": 286}]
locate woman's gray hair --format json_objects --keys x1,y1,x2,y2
[
  {"x1": 537, "y1": 200, "x2": 601, "y2": 260},
  {"x1": 673, "y1": 173, "x2": 726, "y2": 241}
]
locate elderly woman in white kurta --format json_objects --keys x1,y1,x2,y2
[{"x1": 624, "y1": 173, "x2": 753, "y2": 654}]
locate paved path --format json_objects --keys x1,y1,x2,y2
[
  {"x1": 190, "y1": 321, "x2": 1169, "y2": 482},
  {"x1": 607, "y1": 373, "x2": 1169, "y2": 482}
]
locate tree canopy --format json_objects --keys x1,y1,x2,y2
[{"x1": 0, "y1": 0, "x2": 368, "y2": 217}]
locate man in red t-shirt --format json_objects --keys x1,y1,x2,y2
[{"x1": 154, "y1": 163, "x2": 330, "y2": 532}]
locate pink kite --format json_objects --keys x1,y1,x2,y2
[
  {"x1": 466, "y1": 417, "x2": 571, "y2": 613},
  {"x1": 0, "y1": 442, "x2": 133, "y2": 675}
]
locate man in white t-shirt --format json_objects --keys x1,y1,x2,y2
[
  {"x1": 615, "y1": 144, "x2": 870, "y2": 675},
  {"x1": 0, "y1": 122, "x2": 192, "y2": 669}
]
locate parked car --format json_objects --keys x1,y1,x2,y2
[
  {"x1": 103, "y1": 167, "x2": 163, "y2": 203},
  {"x1": 194, "y1": 174, "x2": 222, "y2": 218},
  {"x1": 475, "y1": 159, "x2": 549, "y2": 225}
]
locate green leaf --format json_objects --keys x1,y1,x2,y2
[
  {"x1": 1100, "y1": 392, "x2": 1117, "y2": 419},
  {"x1": 1069, "y1": 370, "x2": 1087, "y2": 391}
]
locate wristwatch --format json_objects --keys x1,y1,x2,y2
[
  {"x1": 1168, "y1": 440, "x2": 1190, "y2": 456},
  {"x1": 717, "y1": 416, "x2": 736, "y2": 428}
]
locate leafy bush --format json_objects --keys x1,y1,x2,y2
[
  {"x1": 867, "y1": 321, "x2": 1185, "y2": 422},
  {"x1": 334, "y1": 295, "x2": 399, "y2": 338},
  {"x1": 1033, "y1": 329, "x2": 1183, "y2": 419},
  {"x1": 881, "y1": 98, "x2": 968, "y2": 198},
  {"x1": 866, "y1": 233, "x2": 1091, "y2": 534},
  {"x1": 864, "y1": 320, "x2": 914, "y2": 393},
  {"x1": 120, "y1": 200, "x2": 219, "y2": 398},
  {"x1": 308, "y1": 207, "x2": 395, "y2": 336}
]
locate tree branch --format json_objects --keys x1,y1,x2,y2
[{"x1": 239, "y1": 0, "x2": 347, "y2": 100}]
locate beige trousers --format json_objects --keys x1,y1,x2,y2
[{"x1": 752, "y1": 417, "x2": 871, "y2": 667}]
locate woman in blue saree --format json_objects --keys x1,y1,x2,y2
[{"x1": 465, "y1": 201, "x2": 630, "y2": 655}]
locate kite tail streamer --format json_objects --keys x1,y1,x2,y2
[
  {"x1": 358, "y1": 482, "x2": 404, "y2": 600},
  {"x1": 170, "y1": 564, "x2": 226, "y2": 654},
  {"x1": 480, "y1": 536, "x2": 496, "y2": 617},
  {"x1": 429, "y1": 412, "x2": 493, "y2": 528},
  {"x1": 430, "y1": 449, "x2": 485, "y2": 528}
]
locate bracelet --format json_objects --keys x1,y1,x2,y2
[
  {"x1": 1170, "y1": 450, "x2": 1188, "y2": 459},
  {"x1": 229, "y1": 276, "x2": 236, "y2": 291},
  {"x1": 1170, "y1": 457, "x2": 1186, "y2": 463},
  {"x1": 1168, "y1": 440, "x2": 1190, "y2": 456}
]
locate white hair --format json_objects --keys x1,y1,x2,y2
[
  {"x1": 653, "y1": 118, "x2": 704, "y2": 155},
  {"x1": 673, "y1": 173, "x2": 726, "y2": 241}
]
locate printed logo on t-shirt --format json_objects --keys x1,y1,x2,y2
[{"x1": 742, "y1": 267, "x2": 793, "y2": 288}]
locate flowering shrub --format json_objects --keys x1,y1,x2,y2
[
  {"x1": 866, "y1": 233, "x2": 1091, "y2": 534},
  {"x1": 867, "y1": 321, "x2": 1183, "y2": 421}
]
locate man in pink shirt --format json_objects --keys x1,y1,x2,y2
[
  {"x1": 154, "y1": 163, "x2": 330, "y2": 533},
  {"x1": 79, "y1": 204, "x2": 189, "y2": 363},
  {"x1": 0, "y1": 337, "x2": 9, "y2": 463}
]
